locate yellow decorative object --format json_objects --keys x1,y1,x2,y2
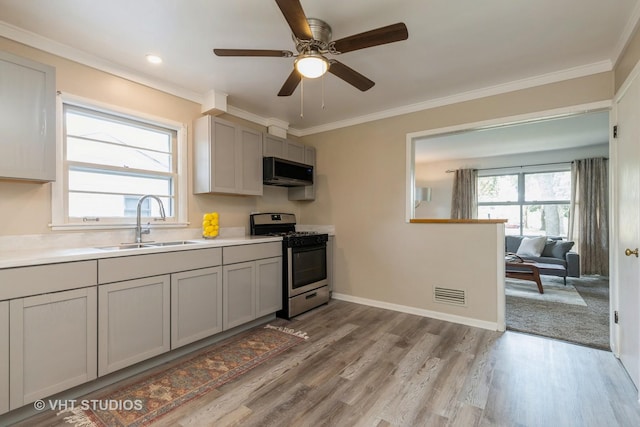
[{"x1": 202, "y1": 211, "x2": 219, "y2": 238}]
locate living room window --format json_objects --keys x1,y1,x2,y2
[
  {"x1": 477, "y1": 170, "x2": 571, "y2": 236},
  {"x1": 51, "y1": 94, "x2": 188, "y2": 229}
]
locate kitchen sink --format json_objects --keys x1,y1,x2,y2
[
  {"x1": 146, "y1": 240, "x2": 198, "y2": 247},
  {"x1": 96, "y1": 243, "x2": 155, "y2": 250},
  {"x1": 96, "y1": 240, "x2": 198, "y2": 250}
]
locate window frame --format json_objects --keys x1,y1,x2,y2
[
  {"x1": 477, "y1": 166, "x2": 571, "y2": 236},
  {"x1": 51, "y1": 93, "x2": 188, "y2": 230}
]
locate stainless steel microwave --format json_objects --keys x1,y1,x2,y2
[{"x1": 263, "y1": 157, "x2": 313, "y2": 187}]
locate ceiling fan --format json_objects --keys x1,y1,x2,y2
[{"x1": 213, "y1": 0, "x2": 408, "y2": 96}]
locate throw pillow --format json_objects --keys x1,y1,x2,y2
[
  {"x1": 505, "y1": 236, "x2": 524, "y2": 253},
  {"x1": 541, "y1": 240, "x2": 556, "y2": 257},
  {"x1": 516, "y1": 236, "x2": 547, "y2": 257},
  {"x1": 551, "y1": 241, "x2": 574, "y2": 259}
]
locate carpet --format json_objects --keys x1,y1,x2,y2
[
  {"x1": 505, "y1": 278, "x2": 586, "y2": 306},
  {"x1": 59, "y1": 324, "x2": 308, "y2": 427},
  {"x1": 506, "y1": 275, "x2": 610, "y2": 350}
]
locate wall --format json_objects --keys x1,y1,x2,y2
[
  {"x1": 299, "y1": 72, "x2": 613, "y2": 327},
  {"x1": 616, "y1": 23, "x2": 640, "y2": 91},
  {"x1": 0, "y1": 37, "x2": 298, "y2": 237},
  {"x1": 415, "y1": 143, "x2": 610, "y2": 219}
]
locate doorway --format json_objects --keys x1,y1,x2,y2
[{"x1": 406, "y1": 104, "x2": 611, "y2": 349}]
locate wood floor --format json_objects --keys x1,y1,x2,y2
[{"x1": 14, "y1": 300, "x2": 640, "y2": 427}]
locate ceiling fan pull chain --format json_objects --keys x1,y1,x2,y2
[
  {"x1": 321, "y1": 74, "x2": 326, "y2": 109},
  {"x1": 300, "y1": 77, "x2": 304, "y2": 118}
]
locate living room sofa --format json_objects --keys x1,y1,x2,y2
[{"x1": 506, "y1": 235, "x2": 580, "y2": 280}]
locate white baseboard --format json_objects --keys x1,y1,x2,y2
[{"x1": 332, "y1": 293, "x2": 499, "y2": 331}]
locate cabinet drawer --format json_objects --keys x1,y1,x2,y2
[
  {"x1": 98, "y1": 248, "x2": 222, "y2": 284},
  {"x1": 223, "y1": 242, "x2": 282, "y2": 264},
  {"x1": 0, "y1": 261, "x2": 97, "y2": 300}
]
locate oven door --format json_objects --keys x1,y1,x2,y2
[{"x1": 288, "y1": 243, "x2": 328, "y2": 297}]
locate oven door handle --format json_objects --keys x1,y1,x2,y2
[{"x1": 291, "y1": 243, "x2": 326, "y2": 253}]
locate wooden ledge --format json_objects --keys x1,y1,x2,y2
[{"x1": 410, "y1": 219, "x2": 507, "y2": 224}]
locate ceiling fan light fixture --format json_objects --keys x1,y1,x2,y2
[{"x1": 294, "y1": 52, "x2": 329, "y2": 78}]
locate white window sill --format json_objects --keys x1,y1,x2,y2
[{"x1": 49, "y1": 222, "x2": 190, "y2": 232}]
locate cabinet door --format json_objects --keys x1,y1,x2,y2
[
  {"x1": 238, "y1": 126, "x2": 263, "y2": 195},
  {"x1": 263, "y1": 134, "x2": 286, "y2": 158},
  {"x1": 0, "y1": 51, "x2": 56, "y2": 181},
  {"x1": 289, "y1": 146, "x2": 316, "y2": 201},
  {"x1": 9, "y1": 288, "x2": 97, "y2": 409},
  {"x1": 98, "y1": 276, "x2": 170, "y2": 376},
  {"x1": 211, "y1": 119, "x2": 239, "y2": 193},
  {"x1": 171, "y1": 267, "x2": 223, "y2": 349},
  {"x1": 285, "y1": 140, "x2": 305, "y2": 163},
  {"x1": 255, "y1": 257, "x2": 283, "y2": 317},
  {"x1": 223, "y1": 261, "x2": 255, "y2": 330},
  {"x1": 0, "y1": 301, "x2": 7, "y2": 415}
]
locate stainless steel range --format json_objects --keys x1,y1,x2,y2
[{"x1": 250, "y1": 213, "x2": 329, "y2": 319}]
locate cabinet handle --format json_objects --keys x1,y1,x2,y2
[{"x1": 305, "y1": 292, "x2": 317, "y2": 300}]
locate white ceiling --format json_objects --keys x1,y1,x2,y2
[
  {"x1": 0, "y1": 0, "x2": 638, "y2": 134},
  {"x1": 414, "y1": 110, "x2": 610, "y2": 163}
]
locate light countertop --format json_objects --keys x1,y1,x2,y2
[{"x1": 0, "y1": 236, "x2": 282, "y2": 269}]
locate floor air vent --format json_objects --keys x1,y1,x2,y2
[{"x1": 433, "y1": 286, "x2": 466, "y2": 306}]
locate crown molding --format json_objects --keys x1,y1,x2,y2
[
  {"x1": 292, "y1": 60, "x2": 613, "y2": 136},
  {"x1": 612, "y1": 0, "x2": 640, "y2": 67},
  {"x1": 0, "y1": 19, "x2": 618, "y2": 139},
  {"x1": 0, "y1": 20, "x2": 204, "y2": 105}
]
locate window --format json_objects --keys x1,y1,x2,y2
[
  {"x1": 477, "y1": 170, "x2": 571, "y2": 237},
  {"x1": 52, "y1": 95, "x2": 187, "y2": 229}
]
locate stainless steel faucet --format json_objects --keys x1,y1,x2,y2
[{"x1": 135, "y1": 195, "x2": 166, "y2": 243}]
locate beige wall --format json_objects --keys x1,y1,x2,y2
[
  {"x1": 0, "y1": 37, "x2": 298, "y2": 236},
  {"x1": 616, "y1": 24, "x2": 640, "y2": 91},
  {"x1": 299, "y1": 72, "x2": 613, "y2": 325},
  {"x1": 0, "y1": 33, "x2": 623, "y2": 327}
]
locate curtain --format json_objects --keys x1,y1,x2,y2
[
  {"x1": 568, "y1": 157, "x2": 609, "y2": 275},
  {"x1": 450, "y1": 169, "x2": 478, "y2": 219}
]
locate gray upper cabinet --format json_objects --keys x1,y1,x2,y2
[
  {"x1": 263, "y1": 134, "x2": 305, "y2": 163},
  {"x1": 194, "y1": 115, "x2": 263, "y2": 196},
  {"x1": 288, "y1": 145, "x2": 316, "y2": 201},
  {"x1": 0, "y1": 51, "x2": 56, "y2": 182}
]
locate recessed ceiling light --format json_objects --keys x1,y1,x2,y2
[{"x1": 145, "y1": 54, "x2": 163, "y2": 64}]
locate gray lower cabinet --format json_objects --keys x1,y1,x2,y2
[
  {"x1": 171, "y1": 267, "x2": 223, "y2": 349},
  {"x1": 9, "y1": 288, "x2": 97, "y2": 409},
  {"x1": 223, "y1": 261, "x2": 256, "y2": 330},
  {"x1": 0, "y1": 301, "x2": 8, "y2": 415},
  {"x1": 223, "y1": 257, "x2": 282, "y2": 330},
  {"x1": 256, "y1": 257, "x2": 283, "y2": 317},
  {"x1": 98, "y1": 276, "x2": 170, "y2": 376},
  {"x1": 222, "y1": 247, "x2": 282, "y2": 330}
]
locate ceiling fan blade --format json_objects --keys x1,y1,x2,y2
[
  {"x1": 328, "y1": 60, "x2": 374, "y2": 92},
  {"x1": 278, "y1": 69, "x2": 302, "y2": 96},
  {"x1": 332, "y1": 23, "x2": 408, "y2": 54},
  {"x1": 275, "y1": 0, "x2": 313, "y2": 40},
  {"x1": 214, "y1": 49, "x2": 293, "y2": 57}
]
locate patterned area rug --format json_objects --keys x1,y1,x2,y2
[
  {"x1": 506, "y1": 275, "x2": 609, "y2": 350},
  {"x1": 60, "y1": 325, "x2": 308, "y2": 427}
]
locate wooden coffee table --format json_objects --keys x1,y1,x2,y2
[{"x1": 505, "y1": 261, "x2": 544, "y2": 294}]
